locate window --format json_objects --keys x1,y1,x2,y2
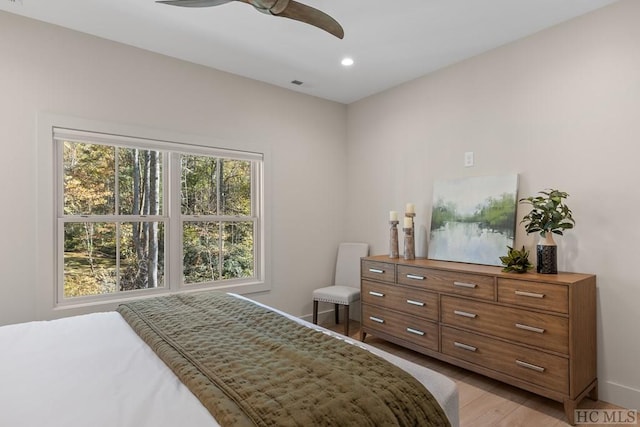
[{"x1": 54, "y1": 128, "x2": 263, "y2": 305}]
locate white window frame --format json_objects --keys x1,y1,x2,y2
[{"x1": 38, "y1": 116, "x2": 268, "y2": 311}]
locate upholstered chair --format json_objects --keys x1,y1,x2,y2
[{"x1": 312, "y1": 242, "x2": 369, "y2": 336}]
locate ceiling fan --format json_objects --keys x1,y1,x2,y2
[{"x1": 157, "y1": 0, "x2": 344, "y2": 39}]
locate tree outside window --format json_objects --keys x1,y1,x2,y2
[{"x1": 58, "y1": 132, "x2": 260, "y2": 303}]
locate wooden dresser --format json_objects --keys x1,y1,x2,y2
[{"x1": 360, "y1": 255, "x2": 597, "y2": 425}]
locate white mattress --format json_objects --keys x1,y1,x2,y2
[{"x1": 0, "y1": 294, "x2": 458, "y2": 427}]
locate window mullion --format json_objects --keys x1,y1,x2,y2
[
  {"x1": 62, "y1": 215, "x2": 165, "y2": 222},
  {"x1": 56, "y1": 218, "x2": 65, "y2": 304},
  {"x1": 216, "y1": 158, "x2": 223, "y2": 281},
  {"x1": 116, "y1": 222, "x2": 121, "y2": 293},
  {"x1": 114, "y1": 146, "x2": 119, "y2": 215},
  {"x1": 169, "y1": 153, "x2": 183, "y2": 291},
  {"x1": 252, "y1": 160, "x2": 259, "y2": 273},
  {"x1": 218, "y1": 221, "x2": 223, "y2": 281}
]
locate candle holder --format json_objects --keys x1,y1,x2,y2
[
  {"x1": 403, "y1": 226, "x2": 415, "y2": 260},
  {"x1": 389, "y1": 220, "x2": 399, "y2": 258},
  {"x1": 404, "y1": 212, "x2": 416, "y2": 259}
]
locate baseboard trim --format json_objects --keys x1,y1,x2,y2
[
  {"x1": 600, "y1": 380, "x2": 640, "y2": 410},
  {"x1": 301, "y1": 301, "x2": 362, "y2": 325},
  {"x1": 299, "y1": 309, "x2": 331, "y2": 325},
  {"x1": 300, "y1": 308, "x2": 347, "y2": 326}
]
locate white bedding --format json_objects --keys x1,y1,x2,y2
[{"x1": 0, "y1": 294, "x2": 458, "y2": 427}]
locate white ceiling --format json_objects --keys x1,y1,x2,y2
[{"x1": 1, "y1": 0, "x2": 619, "y2": 104}]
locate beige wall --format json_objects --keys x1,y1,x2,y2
[
  {"x1": 346, "y1": 0, "x2": 639, "y2": 410},
  {"x1": 0, "y1": 11, "x2": 347, "y2": 323}
]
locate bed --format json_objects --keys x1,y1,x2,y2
[{"x1": 0, "y1": 292, "x2": 458, "y2": 427}]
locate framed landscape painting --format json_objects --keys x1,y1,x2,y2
[{"x1": 428, "y1": 174, "x2": 518, "y2": 266}]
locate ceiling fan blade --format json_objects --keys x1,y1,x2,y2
[
  {"x1": 156, "y1": 0, "x2": 233, "y2": 7},
  {"x1": 278, "y1": 1, "x2": 343, "y2": 39},
  {"x1": 245, "y1": 0, "x2": 343, "y2": 39},
  {"x1": 159, "y1": 0, "x2": 344, "y2": 39}
]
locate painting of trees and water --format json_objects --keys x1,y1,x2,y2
[{"x1": 428, "y1": 174, "x2": 518, "y2": 266}]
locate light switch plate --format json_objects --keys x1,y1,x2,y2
[{"x1": 464, "y1": 151, "x2": 474, "y2": 167}]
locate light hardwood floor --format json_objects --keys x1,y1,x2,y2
[{"x1": 322, "y1": 320, "x2": 637, "y2": 427}]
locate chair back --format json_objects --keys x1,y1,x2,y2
[{"x1": 334, "y1": 242, "x2": 369, "y2": 288}]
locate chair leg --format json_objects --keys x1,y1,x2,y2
[
  {"x1": 313, "y1": 300, "x2": 318, "y2": 325},
  {"x1": 334, "y1": 304, "x2": 339, "y2": 324},
  {"x1": 344, "y1": 305, "x2": 350, "y2": 336}
]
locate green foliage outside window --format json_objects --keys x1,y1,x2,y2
[{"x1": 61, "y1": 140, "x2": 255, "y2": 299}]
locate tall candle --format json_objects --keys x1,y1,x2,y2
[
  {"x1": 406, "y1": 203, "x2": 415, "y2": 214},
  {"x1": 403, "y1": 217, "x2": 413, "y2": 229},
  {"x1": 389, "y1": 211, "x2": 399, "y2": 221}
]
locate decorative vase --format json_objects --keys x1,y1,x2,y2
[{"x1": 537, "y1": 233, "x2": 557, "y2": 274}]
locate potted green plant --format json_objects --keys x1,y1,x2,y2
[
  {"x1": 519, "y1": 189, "x2": 575, "y2": 274},
  {"x1": 499, "y1": 246, "x2": 533, "y2": 273}
]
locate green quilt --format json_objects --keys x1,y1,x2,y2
[{"x1": 117, "y1": 292, "x2": 451, "y2": 427}]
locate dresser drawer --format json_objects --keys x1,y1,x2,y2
[
  {"x1": 442, "y1": 326, "x2": 568, "y2": 394},
  {"x1": 362, "y1": 280, "x2": 438, "y2": 321},
  {"x1": 398, "y1": 266, "x2": 495, "y2": 300},
  {"x1": 362, "y1": 304, "x2": 438, "y2": 351},
  {"x1": 361, "y1": 260, "x2": 396, "y2": 283},
  {"x1": 441, "y1": 296, "x2": 568, "y2": 354},
  {"x1": 498, "y1": 279, "x2": 568, "y2": 314}
]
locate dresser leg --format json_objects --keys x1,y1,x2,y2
[
  {"x1": 563, "y1": 399, "x2": 577, "y2": 426},
  {"x1": 588, "y1": 379, "x2": 599, "y2": 401},
  {"x1": 564, "y1": 380, "x2": 599, "y2": 426},
  {"x1": 360, "y1": 330, "x2": 367, "y2": 342}
]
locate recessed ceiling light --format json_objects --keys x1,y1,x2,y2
[{"x1": 341, "y1": 57, "x2": 354, "y2": 67}]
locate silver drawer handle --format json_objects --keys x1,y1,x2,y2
[
  {"x1": 454, "y1": 341, "x2": 477, "y2": 352},
  {"x1": 516, "y1": 360, "x2": 545, "y2": 372},
  {"x1": 515, "y1": 290, "x2": 545, "y2": 299},
  {"x1": 406, "y1": 299, "x2": 425, "y2": 307},
  {"x1": 515, "y1": 323, "x2": 545, "y2": 334},
  {"x1": 454, "y1": 310, "x2": 477, "y2": 319},
  {"x1": 369, "y1": 316, "x2": 385, "y2": 324},
  {"x1": 368, "y1": 268, "x2": 384, "y2": 274},
  {"x1": 406, "y1": 327, "x2": 425, "y2": 336},
  {"x1": 368, "y1": 291, "x2": 385, "y2": 297},
  {"x1": 453, "y1": 281, "x2": 477, "y2": 289},
  {"x1": 406, "y1": 274, "x2": 425, "y2": 280}
]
